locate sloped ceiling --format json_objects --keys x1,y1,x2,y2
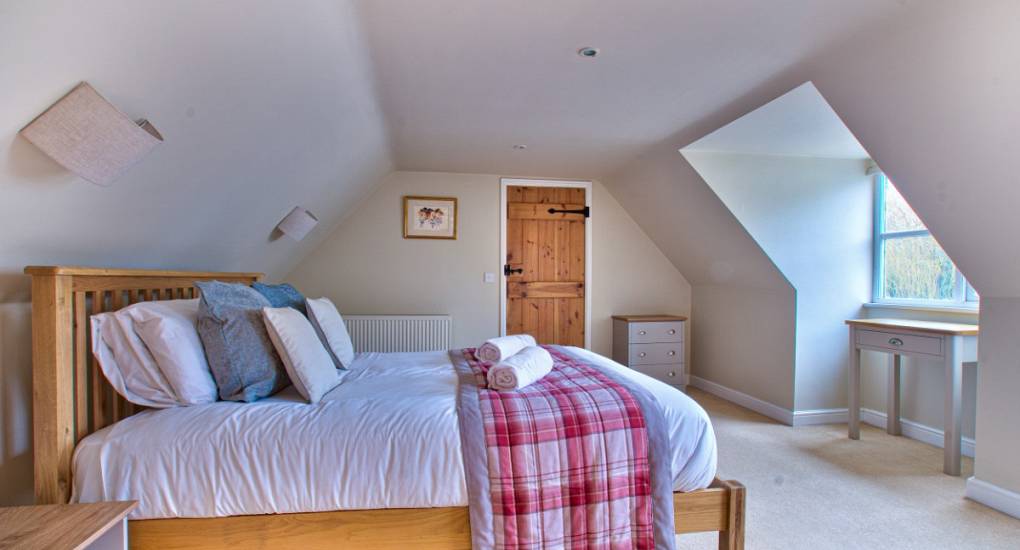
[
  {"x1": 4, "y1": 0, "x2": 1018, "y2": 301},
  {"x1": 684, "y1": 83, "x2": 869, "y2": 160},
  {"x1": 0, "y1": 0, "x2": 392, "y2": 301},
  {"x1": 603, "y1": 1, "x2": 1020, "y2": 300},
  {"x1": 356, "y1": 0, "x2": 906, "y2": 179}
]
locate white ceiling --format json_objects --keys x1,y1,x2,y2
[
  {"x1": 357, "y1": 0, "x2": 905, "y2": 178},
  {"x1": 682, "y1": 82, "x2": 870, "y2": 159},
  {"x1": 0, "y1": 0, "x2": 392, "y2": 299},
  {"x1": 10, "y1": 0, "x2": 1020, "y2": 300}
]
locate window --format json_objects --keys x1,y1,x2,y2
[{"x1": 873, "y1": 174, "x2": 978, "y2": 308}]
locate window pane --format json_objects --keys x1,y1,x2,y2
[
  {"x1": 966, "y1": 281, "x2": 980, "y2": 302},
  {"x1": 883, "y1": 179, "x2": 926, "y2": 233},
  {"x1": 882, "y1": 235, "x2": 957, "y2": 300}
]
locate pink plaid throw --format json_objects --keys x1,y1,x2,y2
[{"x1": 460, "y1": 346, "x2": 656, "y2": 549}]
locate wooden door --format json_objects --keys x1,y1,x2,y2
[{"x1": 505, "y1": 186, "x2": 586, "y2": 346}]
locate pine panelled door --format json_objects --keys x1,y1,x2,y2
[{"x1": 505, "y1": 186, "x2": 586, "y2": 346}]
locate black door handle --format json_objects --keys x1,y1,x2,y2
[
  {"x1": 547, "y1": 206, "x2": 590, "y2": 217},
  {"x1": 504, "y1": 264, "x2": 524, "y2": 276}
]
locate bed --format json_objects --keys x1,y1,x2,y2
[{"x1": 26, "y1": 266, "x2": 745, "y2": 549}]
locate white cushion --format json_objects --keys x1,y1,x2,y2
[
  {"x1": 91, "y1": 312, "x2": 178, "y2": 408},
  {"x1": 262, "y1": 307, "x2": 343, "y2": 403},
  {"x1": 127, "y1": 299, "x2": 218, "y2": 405},
  {"x1": 305, "y1": 297, "x2": 356, "y2": 369}
]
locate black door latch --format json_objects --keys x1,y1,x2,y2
[
  {"x1": 547, "y1": 206, "x2": 590, "y2": 217},
  {"x1": 504, "y1": 264, "x2": 524, "y2": 276}
]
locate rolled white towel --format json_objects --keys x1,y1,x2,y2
[
  {"x1": 486, "y1": 346, "x2": 554, "y2": 391},
  {"x1": 477, "y1": 334, "x2": 537, "y2": 363}
]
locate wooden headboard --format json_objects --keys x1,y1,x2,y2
[{"x1": 24, "y1": 266, "x2": 262, "y2": 505}]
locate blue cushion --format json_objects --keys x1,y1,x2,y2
[
  {"x1": 253, "y1": 282, "x2": 306, "y2": 315},
  {"x1": 195, "y1": 281, "x2": 289, "y2": 402}
]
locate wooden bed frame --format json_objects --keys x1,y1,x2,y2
[{"x1": 26, "y1": 265, "x2": 745, "y2": 549}]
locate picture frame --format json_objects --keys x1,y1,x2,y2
[{"x1": 403, "y1": 196, "x2": 458, "y2": 239}]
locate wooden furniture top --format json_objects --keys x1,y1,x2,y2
[
  {"x1": 25, "y1": 265, "x2": 263, "y2": 279},
  {"x1": 0, "y1": 501, "x2": 136, "y2": 550},
  {"x1": 845, "y1": 318, "x2": 979, "y2": 336},
  {"x1": 612, "y1": 314, "x2": 688, "y2": 322}
]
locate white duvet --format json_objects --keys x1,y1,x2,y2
[{"x1": 73, "y1": 348, "x2": 717, "y2": 519}]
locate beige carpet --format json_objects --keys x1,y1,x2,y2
[{"x1": 677, "y1": 388, "x2": 1020, "y2": 549}]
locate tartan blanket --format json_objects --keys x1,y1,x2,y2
[{"x1": 451, "y1": 346, "x2": 675, "y2": 549}]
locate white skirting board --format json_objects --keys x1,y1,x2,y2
[
  {"x1": 859, "y1": 408, "x2": 975, "y2": 458},
  {"x1": 689, "y1": 376, "x2": 794, "y2": 425},
  {"x1": 791, "y1": 408, "x2": 848, "y2": 427},
  {"x1": 966, "y1": 477, "x2": 1020, "y2": 519},
  {"x1": 689, "y1": 376, "x2": 975, "y2": 457}
]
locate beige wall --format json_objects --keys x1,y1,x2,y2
[
  {"x1": 288, "y1": 171, "x2": 691, "y2": 359},
  {"x1": 691, "y1": 284, "x2": 796, "y2": 410},
  {"x1": 0, "y1": 0, "x2": 392, "y2": 505},
  {"x1": 0, "y1": 303, "x2": 32, "y2": 505},
  {"x1": 683, "y1": 152, "x2": 873, "y2": 412}
]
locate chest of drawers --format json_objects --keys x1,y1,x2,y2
[{"x1": 611, "y1": 315, "x2": 686, "y2": 388}]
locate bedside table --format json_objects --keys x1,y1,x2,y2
[
  {"x1": 612, "y1": 314, "x2": 687, "y2": 388},
  {"x1": 0, "y1": 501, "x2": 136, "y2": 550}
]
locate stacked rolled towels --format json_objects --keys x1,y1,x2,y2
[
  {"x1": 477, "y1": 334, "x2": 537, "y2": 363},
  {"x1": 486, "y1": 344, "x2": 554, "y2": 392}
]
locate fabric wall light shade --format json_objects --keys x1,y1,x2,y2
[
  {"x1": 19, "y1": 82, "x2": 163, "y2": 186},
  {"x1": 277, "y1": 207, "x2": 319, "y2": 241}
]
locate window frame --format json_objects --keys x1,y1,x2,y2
[{"x1": 872, "y1": 173, "x2": 978, "y2": 309}]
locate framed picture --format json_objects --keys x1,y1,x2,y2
[{"x1": 403, "y1": 196, "x2": 458, "y2": 239}]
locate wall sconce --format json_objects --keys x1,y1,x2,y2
[
  {"x1": 277, "y1": 207, "x2": 319, "y2": 241},
  {"x1": 19, "y1": 82, "x2": 163, "y2": 186}
]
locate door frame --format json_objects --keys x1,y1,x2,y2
[{"x1": 499, "y1": 178, "x2": 593, "y2": 349}]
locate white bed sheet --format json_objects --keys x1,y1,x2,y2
[{"x1": 73, "y1": 348, "x2": 717, "y2": 519}]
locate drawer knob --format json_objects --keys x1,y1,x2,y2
[
  {"x1": 639, "y1": 330, "x2": 647, "y2": 335},
  {"x1": 639, "y1": 352, "x2": 647, "y2": 357},
  {"x1": 888, "y1": 337, "x2": 904, "y2": 347},
  {"x1": 668, "y1": 371, "x2": 676, "y2": 377},
  {"x1": 668, "y1": 350, "x2": 676, "y2": 356},
  {"x1": 668, "y1": 329, "x2": 676, "y2": 335}
]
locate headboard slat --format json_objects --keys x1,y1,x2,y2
[
  {"x1": 91, "y1": 291, "x2": 108, "y2": 436},
  {"x1": 26, "y1": 266, "x2": 262, "y2": 504},
  {"x1": 73, "y1": 292, "x2": 89, "y2": 442}
]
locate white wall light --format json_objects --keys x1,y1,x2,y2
[
  {"x1": 19, "y1": 82, "x2": 163, "y2": 186},
  {"x1": 277, "y1": 207, "x2": 319, "y2": 241}
]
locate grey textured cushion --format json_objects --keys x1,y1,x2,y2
[
  {"x1": 252, "y1": 282, "x2": 306, "y2": 315},
  {"x1": 195, "y1": 281, "x2": 289, "y2": 402}
]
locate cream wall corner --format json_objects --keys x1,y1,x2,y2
[{"x1": 287, "y1": 171, "x2": 691, "y2": 358}]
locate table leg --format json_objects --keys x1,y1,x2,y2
[
  {"x1": 887, "y1": 354, "x2": 901, "y2": 436},
  {"x1": 849, "y1": 328, "x2": 861, "y2": 440},
  {"x1": 944, "y1": 335, "x2": 964, "y2": 476}
]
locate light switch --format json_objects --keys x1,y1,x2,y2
[{"x1": 483, "y1": 272, "x2": 496, "y2": 283}]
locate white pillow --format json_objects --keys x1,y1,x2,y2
[
  {"x1": 305, "y1": 297, "x2": 355, "y2": 369},
  {"x1": 91, "y1": 312, "x2": 179, "y2": 408},
  {"x1": 126, "y1": 299, "x2": 218, "y2": 405},
  {"x1": 262, "y1": 306, "x2": 343, "y2": 403}
]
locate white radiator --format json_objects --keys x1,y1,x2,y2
[{"x1": 343, "y1": 315, "x2": 452, "y2": 353}]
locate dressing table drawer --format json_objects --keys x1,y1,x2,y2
[{"x1": 857, "y1": 329, "x2": 942, "y2": 356}]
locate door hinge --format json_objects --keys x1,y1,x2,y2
[{"x1": 547, "y1": 206, "x2": 590, "y2": 217}]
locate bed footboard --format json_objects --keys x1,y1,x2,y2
[{"x1": 129, "y1": 479, "x2": 746, "y2": 549}]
